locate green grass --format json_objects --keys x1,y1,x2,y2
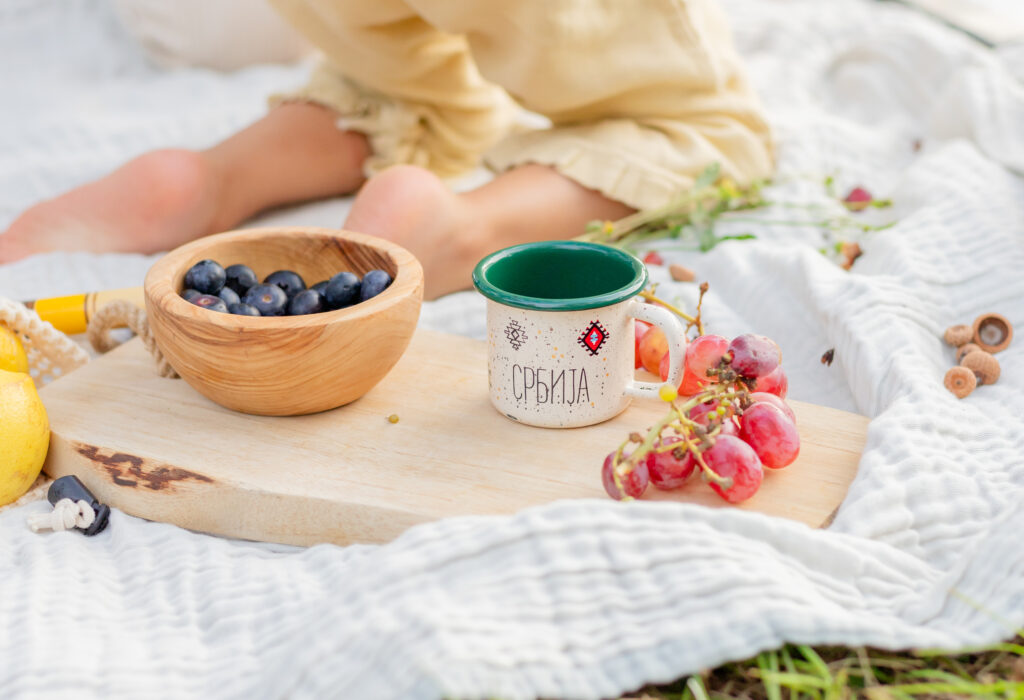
[{"x1": 620, "y1": 635, "x2": 1024, "y2": 700}]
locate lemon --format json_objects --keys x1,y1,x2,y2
[
  {"x1": 0, "y1": 325, "x2": 29, "y2": 374},
  {"x1": 0, "y1": 369, "x2": 50, "y2": 507}
]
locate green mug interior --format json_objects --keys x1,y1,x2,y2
[{"x1": 472, "y1": 241, "x2": 647, "y2": 311}]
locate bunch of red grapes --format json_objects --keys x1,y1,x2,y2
[{"x1": 602, "y1": 323, "x2": 798, "y2": 504}]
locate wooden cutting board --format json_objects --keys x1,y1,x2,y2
[{"x1": 39, "y1": 329, "x2": 868, "y2": 546}]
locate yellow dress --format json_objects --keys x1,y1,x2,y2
[{"x1": 270, "y1": 0, "x2": 773, "y2": 210}]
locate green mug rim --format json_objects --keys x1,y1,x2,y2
[{"x1": 472, "y1": 241, "x2": 647, "y2": 311}]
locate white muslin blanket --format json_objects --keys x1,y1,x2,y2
[{"x1": 1, "y1": 1, "x2": 1023, "y2": 698}]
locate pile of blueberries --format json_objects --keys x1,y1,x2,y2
[{"x1": 181, "y1": 259, "x2": 393, "y2": 316}]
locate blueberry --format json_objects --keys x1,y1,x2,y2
[
  {"x1": 224, "y1": 264, "x2": 258, "y2": 296},
  {"x1": 311, "y1": 280, "x2": 329, "y2": 295},
  {"x1": 288, "y1": 289, "x2": 325, "y2": 316},
  {"x1": 218, "y1": 286, "x2": 241, "y2": 307},
  {"x1": 324, "y1": 271, "x2": 361, "y2": 309},
  {"x1": 184, "y1": 259, "x2": 226, "y2": 295},
  {"x1": 359, "y1": 269, "x2": 393, "y2": 301},
  {"x1": 228, "y1": 302, "x2": 261, "y2": 317},
  {"x1": 190, "y1": 294, "x2": 228, "y2": 313},
  {"x1": 243, "y1": 284, "x2": 288, "y2": 316},
  {"x1": 182, "y1": 288, "x2": 203, "y2": 302},
  {"x1": 263, "y1": 270, "x2": 306, "y2": 299}
]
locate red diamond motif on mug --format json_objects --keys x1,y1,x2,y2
[{"x1": 578, "y1": 321, "x2": 609, "y2": 356}]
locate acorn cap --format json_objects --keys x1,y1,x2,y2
[
  {"x1": 972, "y1": 313, "x2": 1012, "y2": 353},
  {"x1": 944, "y1": 366, "x2": 976, "y2": 398},
  {"x1": 956, "y1": 343, "x2": 981, "y2": 364},
  {"x1": 960, "y1": 350, "x2": 1000, "y2": 385},
  {"x1": 840, "y1": 242, "x2": 863, "y2": 270},
  {"x1": 943, "y1": 324, "x2": 973, "y2": 347}
]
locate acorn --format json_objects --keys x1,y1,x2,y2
[
  {"x1": 972, "y1": 313, "x2": 1012, "y2": 353},
  {"x1": 944, "y1": 366, "x2": 977, "y2": 398},
  {"x1": 943, "y1": 324, "x2": 973, "y2": 348},
  {"x1": 669, "y1": 263, "x2": 696, "y2": 283},
  {"x1": 956, "y1": 343, "x2": 981, "y2": 364},
  {"x1": 960, "y1": 350, "x2": 1000, "y2": 385}
]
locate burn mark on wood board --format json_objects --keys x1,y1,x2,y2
[{"x1": 73, "y1": 443, "x2": 214, "y2": 491}]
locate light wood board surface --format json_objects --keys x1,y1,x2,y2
[{"x1": 40, "y1": 329, "x2": 869, "y2": 546}]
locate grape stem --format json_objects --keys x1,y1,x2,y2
[
  {"x1": 693, "y1": 283, "x2": 708, "y2": 336},
  {"x1": 639, "y1": 290, "x2": 697, "y2": 325},
  {"x1": 638, "y1": 284, "x2": 707, "y2": 337},
  {"x1": 670, "y1": 406, "x2": 731, "y2": 486},
  {"x1": 690, "y1": 445, "x2": 730, "y2": 489},
  {"x1": 623, "y1": 411, "x2": 680, "y2": 472},
  {"x1": 611, "y1": 437, "x2": 632, "y2": 498},
  {"x1": 621, "y1": 382, "x2": 749, "y2": 489}
]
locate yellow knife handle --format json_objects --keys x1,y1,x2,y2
[{"x1": 27, "y1": 287, "x2": 145, "y2": 335}]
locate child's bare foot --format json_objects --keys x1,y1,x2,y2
[
  {"x1": 0, "y1": 149, "x2": 224, "y2": 263},
  {"x1": 344, "y1": 164, "x2": 634, "y2": 300},
  {"x1": 0, "y1": 104, "x2": 372, "y2": 263},
  {"x1": 345, "y1": 166, "x2": 484, "y2": 299}
]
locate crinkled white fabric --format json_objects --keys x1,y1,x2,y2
[{"x1": 1, "y1": 0, "x2": 1023, "y2": 698}]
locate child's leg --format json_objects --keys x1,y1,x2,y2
[
  {"x1": 345, "y1": 164, "x2": 633, "y2": 299},
  {"x1": 0, "y1": 103, "x2": 369, "y2": 262}
]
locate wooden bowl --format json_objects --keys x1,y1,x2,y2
[{"x1": 144, "y1": 227, "x2": 423, "y2": 416}]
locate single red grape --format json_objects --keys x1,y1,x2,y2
[
  {"x1": 757, "y1": 365, "x2": 788, "y2": 398},
  {"x1": 728, "y1": 334, "x2": 781, "y2": 379},
  {"x1": 601, "y1": 451, "x2": 649, "y2": 500},
  {"x1": 749, "y1": 392, "x2": 796, "y2": 423},
  {"x1": 657, "y1": 342, "x2": 676, "y2": 382},
  {"x1": 639, "y1": 326, "x2": 669, "y2": 375},
  {"x1": 659, "y1": 354, "x2": 711, "y2": 396},
  {"x1": 644, "y1": 437, "x2": 695, "y2": 490},
  {"x1": 678, "y1": 367, "x2": 707, "y2": 396},
  {"x1": 702, "y1": 435, "x2": 764, "y2": 503},
  {"x1": 739, "y1": 403, "x2": 800, "y2": 469},
  {"x1": 634, "y1": 320, "x2": 652, "y2": 369},
  {"x1": 685, "y1": 334, "x2": 730, "y2": 382},
  {"x1": 642, "y1": 251, "x2": 664, "y2": 266}
]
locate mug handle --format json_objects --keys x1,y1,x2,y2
[{"x1": 624, "y1": 299, "x2": 687, "y2": 399}]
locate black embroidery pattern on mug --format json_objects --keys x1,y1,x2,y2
[
  {"x1": 505, "y1": 319, "x2": 527, "y2": 350},
  {"x1": 578, "y1": 320, "x2": 609, "y2": 356}
]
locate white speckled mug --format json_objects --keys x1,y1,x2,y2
[{"x1": 472, "y1": 241, "x2": 687, "y2": 428}]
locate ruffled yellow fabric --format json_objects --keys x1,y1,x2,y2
[
  {"x1": 270, "y1": 63, "x2": 516, "y2": 178},
  {"x1": 485, "y1": 114, "x2": 773, "y2": 212},
  {"x1": 269, "y1": 0, "x2": 773, "y2": 206}
]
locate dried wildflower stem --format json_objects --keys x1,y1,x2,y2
[
  {"x1": 580, "y1": 163, "x2": 899, "y2": 278},
  {"x1": 585, "y1": 183, "x2": 762, "y2": 244},
  {"x1": 577, "y1": 163, "x2": 768, "y2": 254},
  {"x1": 587, "y1": 189, "x2": 708, "y2": 242}
]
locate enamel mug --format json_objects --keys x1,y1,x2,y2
[{"x1": 472, "y1": 241, "x2": 687, "y2": 428}]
